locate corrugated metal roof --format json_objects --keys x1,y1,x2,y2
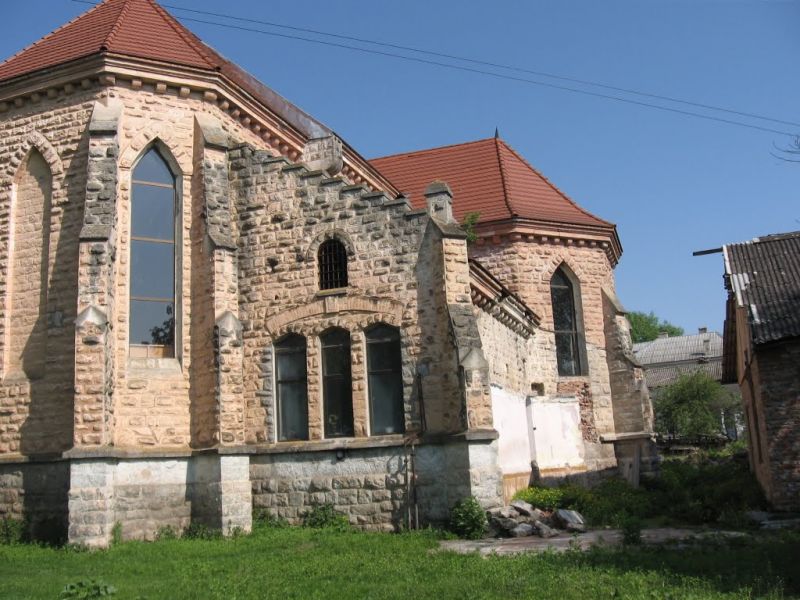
[
  {"x1": 633, "y1": 332, "x2": 723, "y2": 365},
  {"x1": 645, "y1": 360, "x2": 723, "y2": 388},
  {"x1": 723, "y1": 230, "x2": 800, "y2": 345},
  {"x1": 370, "y1": 137, "x2": 615, "y2": 229}
]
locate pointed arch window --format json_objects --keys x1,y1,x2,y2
[
  {"x1": 321, "y1": 328, "x2": 354, "y2": 438},
  {"x1": 275, "y1": 334, "x2": 309, "y2": 441},
  {"x1": 318, "y1": 239, "x2": 348, "y2": 290},
  {"x1": 129, "y1": 148, "x2": 176, "y2": 358},
  {"x1": 366, "y1": 324, "x2": 405, "y2": 435},
  {"x1": 550, "y1": 266, "x2": 587, "y2": 377}
]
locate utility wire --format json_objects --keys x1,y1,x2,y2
[
  {"x1": 155, "y1": 1, "x2": 800, "y2": 130},
  {"x1": 71, "y1": 0, "x2": 798, "y2": 137}
]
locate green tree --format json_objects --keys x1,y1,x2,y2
[
  {"x1": 462, "y1": 211, "x2": 480, "y2": 244},
  {"x1": 627, "y1": 311, "x2": 684, "y2": 343},
  {"x1": 654, "y1": 371, "x2": 739, "y2": 440}
]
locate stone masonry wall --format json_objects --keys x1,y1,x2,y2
[
  {"x1": 470, "y1": 239, "x2": 618, "y2": 471},
  {"x1": 0, "y1": 87, "x2": 96, "y2": 457}
]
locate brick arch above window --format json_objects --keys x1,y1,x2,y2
[
  {"x1": 119, "y1": 130, "x2": 192, "y2": 175},
  {"x1": 304, "y1": 229, "x2": 356, "y2": 263}
]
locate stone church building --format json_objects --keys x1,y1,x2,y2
[{"x1": 0, "y1": 0, "x2": 655, "y2": 546}]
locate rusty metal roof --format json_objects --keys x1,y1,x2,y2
[{"x1": 723, "y1": 230, "x2": 800, "y2": 346}]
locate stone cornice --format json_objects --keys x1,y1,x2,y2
[
  {"x1": 0, "y1": 54, "x2": 398, "y2": 196},
  {"x1": 473, "y1": 217, "x2": 623, "y2": 267},
  {"x1": 469, "y1": 259, "x2": 540, "y2": 338}
]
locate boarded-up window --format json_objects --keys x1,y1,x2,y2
[
  {"x1": 366, "y1": 324, "x2": 404, "y2": 435},
  {"x1": 129, "y1": 148, "x2": 176, "y2": 358},
  {"x1": 275, "y1": 334, "x2": 309, "y2": 441},
  {"x1": 8, "y1": 150, "x2": 51, "y2": 378},
  {"x1": 321, "y1": 328, "x2": 354, "y2": 437},
  {"x1": 551, "y1": 266, "x2": 586, "y2": 376}
]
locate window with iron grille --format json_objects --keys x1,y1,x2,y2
[
  {"x1": 551, "y1": 266, "x2": 587, "y2": 376},
  {"x1": 318, "y1": 239, "x2": 348, "y2": 290}
]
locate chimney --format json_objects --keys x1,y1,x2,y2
[
  {"x1": 658, "y1": 332, "x2": 669, "y2": 339},
  {"x1": 424, "y1": 180, "x2": 455, "y2": 223},
  {"x1": 698, "y1": 326, "x2": 707, "y2": 334}
]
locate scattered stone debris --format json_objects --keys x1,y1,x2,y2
[{"x1": 485, "y1": 504, "x2": 587, "y2": 539}]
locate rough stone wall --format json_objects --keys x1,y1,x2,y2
[
  {"x1": 106, "y1": 83, "x2": 273, "y2": 449},
  {"x1": 0, "y1": 89, "x2": 95, "y2": 457},
  {"x1": 229, "y1": 146, "x2": 472, "y2": 443},
  {"x1": 0, "y1": 460, "x2": 69, "y2": 543},
  {"x1": 752, "y1": 340, "x2": 800, "y2": 511},
  {"x1": 470, "y1": 239, "x2": 618, "y2": 470}
]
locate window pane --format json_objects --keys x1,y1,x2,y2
[
  {"x1": 278, "y1": 381, "x2": 308, "y2": 441},
  {"x1": 130, "y1": 300, "x2": 174, "y2": 346},
  {"x1": 323, "y1": 375, "x2": 354, "y2": 438},
  {"x1": 367, "y1": 341, "x2": 400, "y2": 373},
  {"x1": 132, "y1": 184, "x2": 174, "y2": 240},
  {"x1": 131, "y1": 240, "x2": 174, "y2": 299},
  {"x1": 551, "y1": 285, "x2": 575, "y2": 332},
  {"x1": 277, "y1": 348, "x2": 306, "y2": 381},
  {"x1": 555, "y1": 332, "x2": 578, "y2": 376},
  {"x1": 369, "y1": 372, "x2": 404, "y2": 435},
  {"x1": 134, "y1": 149, "x2": 174, "y2": 185}
]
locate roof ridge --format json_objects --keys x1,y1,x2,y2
[
  {"x1": 146, "y1": 0, "x2": 219, "y2": 69},
  {"x1": 493, "y1": 137, "x2": 517, "y2": 218},
  {"x1": 497, "y1": 139, "x2": 614, "y2": 227},
  {"x1": 0, "y1": 0, "x2": 117, "y2": 72},
  {"x1": 371, "y1": 137, "x2": 495, "y2": 162},
  {"x1": 102, "y1": 0, "x2": 134, "y2": 49}
]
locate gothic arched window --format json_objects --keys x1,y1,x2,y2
[
  {"x1": 321, "y1": 328, "x2": 354, "y2": 438},
  {"x1": 366, "y1": 324, "x2": 405, "y2": 435},
  {"x1": 275, "y1": 334, "x2": 309, "y2": 441},
  {"x1": 550, "y1": 266, "x2": 586, "y2": 377},
  {"x1": 318, "y1": 238, "x2": 348, "y2": 290},
  {"x1": 129, "y1": 147, "x2": 176, "y2": 358}
]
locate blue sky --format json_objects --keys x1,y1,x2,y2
[{"x1": 5, "y1": 0, "x2": 799, "y2": 334}]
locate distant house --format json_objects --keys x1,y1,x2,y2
[
  {"x1": 633, "y1": 329, "x2": 739, "y2": 439},
  {"x1": 720, "y1": 231, "x2": 800, "y2": 511}
]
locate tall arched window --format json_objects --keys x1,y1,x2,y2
[
  {"x1": 550, "y1": 266, "x2": 586, "y2": 376},
  {"x1": 318, "y1": 238, "x2": 348, "y2": 290},
  {"x1": 366, "y1": 324, "x2": 405, "y2": 435},
  {"x1": 8, "y1": 149, "x2": 52, "y2": 378},
  {"x1": 321, "y1": 328, "x2": 353, "y2": 437},
  {"x1": 129, "y1": 147, "x2": 176, "y2": 358},
  {"x1": 275, "y1": 334, "x2": 309, "y2": 441}
]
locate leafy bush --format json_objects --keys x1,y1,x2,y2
[
  {"x1": 182, "y1": 523, "x2": 222, "y2": 540},
  {"x1": 618, "y1": 514, "x2": 643, "y2": 545},
  {"x1": 511, "y1": 486, "x2": 564, "y2": 511},
  {"x1": 302, "y1": 504, "x2": 351, "y2": 532},
  {"x1": 448, "y1": 496, "x2": 487, "y2": 540},
  {"x1": 0, "y1": 517, "x2": 26, "y2": 545},
  {"x1": 59, "y1": 579, "x2": 116, "y2": 599},
  {"x1": 155, "y1": 525, "x2": 178, "y2": 541},
  {"x1": 253, "y1": 509, "x2": 290, "y2": 530}
]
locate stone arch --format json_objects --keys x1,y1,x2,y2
[
  {"x1": 304, "y1": 228, "x2": 356, "y2": 263},
  {"x1": 119, "y1": 130, "x2": 192, "y2": 175},
  {"x1": 543, "y1": 253, "x2": 589, "y2": 286},
  {"x1": 6, "y1": 131, "x2": 65, "y2": 204}
]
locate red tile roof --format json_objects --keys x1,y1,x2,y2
[
  {"x1": 0, "y1": 0, "x2": 216, "y2": 82},
  {"x1": 371, "y1": 137, "x2": 614, "y2": 229}
]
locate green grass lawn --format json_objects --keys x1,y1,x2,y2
[{"x1": 2, "y1": 528, "x2": 799, "y2": 600}]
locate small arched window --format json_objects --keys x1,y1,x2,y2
[
  {"x1": 321, "y1": 328, "x2": 354, "y2": 438},
  {"x1": 129, "y1": 147, "x2": 176, "y2": 358},
  {"x1": 275, "y1": 334, "x2": 309, "y2": 441},
  {"x1": 550, "y1": 266, "x2": 586, "y2": 376},
  {"x1": 318, "y1": 238, "x2": 348, "y2": 290},
  {"x1": 366, "y1": 324, "x2": 405, "y2": 435}
]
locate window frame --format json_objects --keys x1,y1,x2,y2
[
  {"x1": 317, "y1": 238, "x2": 349, "y2": 291},
  {"x1": 320, "y1": 328, "x2": 354, "y2": 438},
  {"x1": 550, "y1": 266, "x2": 588, "y2": 377},
  {"x1": 365, "y1": 324, "x2": 405, "y2": 436},
  {"x1": 128, "y1": 146, "x2": 179, "y2": 360},
  {"x1": 274, "y1": 334, "x2": 310, "y2": 442}
]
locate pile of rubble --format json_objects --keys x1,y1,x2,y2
[{"x1": 487, "y1": 500, "x2": 587, "y2": 538}]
